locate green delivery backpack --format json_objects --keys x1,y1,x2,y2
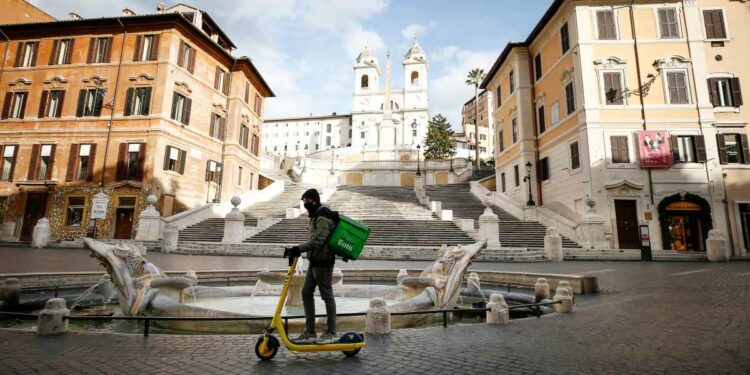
[{"x1": 317, "y1": 208, "x2": 370, "y2": 261}]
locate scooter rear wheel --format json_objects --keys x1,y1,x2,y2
[
  {"x1": 255, "y1": 335, "x2": 280, "y2": 361},
  {"x1": 343, "y1": 348, "x2": 361, "y2": 357}
]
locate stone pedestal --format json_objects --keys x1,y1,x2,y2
[
  {"x1": 135, "y1": 195, "x2": 162, "y2": 241},
  {"x1": 0, "y1": 278, "x2": 21, "y2": 310},
  {"x1": 430, "y1": 201, "x2": 442, "y2": 214},
  {"x1": 223, "y1": 197, "x2": 245, "y2": 244},
  {"x1": 440, "y1": 210, "x2": 453, "y2": 221},
  {"x1": 706, "y1": 229, "x2": 730, "y2": 262},
  {"x1": 544, "y1": 227, "x2": 563, "y2": 262},
  {"x1": 486, "y1": 294, "x2": 509, "y2": 325},
  {"x1": 535, "y1": 278, "x2": 550, "y2": 302},
  {"x1": 478, "y1": 208, "x2": 500, "y2": 249},
  {"x1": 455, "y1": 219, "x2": 475, "y2": 232},
  {"x1": 576, "y1": 197, "x2": 609, "y2": 250},
  {"x1": 466, "y1": 272, "x2": 481, "y2": 295},
  {"x1": 365, "y1": 298, "x2": 391, "y2": 335},
  {"x1": 286, "y1": 208, "x2": 301, "y2": 219},
  {"x1": 333, "y1": 268, "x2": 344, "y2": 288},
  {"x1": 553, "y1": 281, "x2": 574, "y2": 313},
  {"x1": 162, "y1": 224, "x2": 178, "y2": 253},
  {"x1": 31, "y1": 217, "x2": 50, "y2": 248},
  {"x1": 37, "y1": 298, "x2": 70, "y2": 335},
  {"x1": 396, "y1": 269, "x2": 408, "y2": 285},
  {"x1": 0, "y1": 221, "x2": 16, "y2": 242}
]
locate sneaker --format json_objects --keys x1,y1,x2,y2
[
  {"x1": 316, "y1": 330, "x2": 338, "y2": 344},
  {"x1": 293, "y1": 331, "x2": 317, "y2": 343}
]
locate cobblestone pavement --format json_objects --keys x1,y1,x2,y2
[{"x1": 2, "y1": 258, "x2": 750, "y2": 374}]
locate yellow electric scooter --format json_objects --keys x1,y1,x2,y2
[{"x1": 254, "y1": 254, "x2": 365, "y2": 360}]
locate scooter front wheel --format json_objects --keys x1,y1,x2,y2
[
  {"x1": 255, "y1": 335, "x2": 280, "y2": 361},
  {"x1": 342, "y1": 348, "x2": 361, "y2": 357}
]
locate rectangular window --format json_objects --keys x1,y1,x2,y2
[
  {"x1": 671, "y1": 135, "x2": 706, "y2": 163},
  {"x1": 240, "y1": 125, "x2": 250, "y2": 148},
  {"x1": 215, "y1": 67, "x2": 229, "y2": 95},
  {"x1": 251, "y1": 134, "x2": 260, "y2": 156},
  {"x1": 537, "y1": 106, "x2": 546, "y2": 134},
  {"x1": 603, "y1": 72, "x2": 624, "y2": 105},
  {"x1": 65, "y1": 197, "x2": 85, "y2": 227},
  {"x1": 703, "y1": 9, "x2": 726, "y2": 39},
  {"x1": 511, "y1": 118, "x2": 518, "y2": 143},
  {"x1": 205, "y1": 160, "x2": 221, "y2": 182},
  {"x1": 658, "y1": 8, "x2": 680, "y2": 39},
  {"x1": 666, "y1": 71, "x2": 689, "y2": 104},
  {"x1": 1, "y1": 145, "x2": 18, "y2": 181},
  {"x1": 560, "y1": 23, "x2": 570, "y2": 53},
  {"x1": 209, "y1": 113, "x2": 226, "y2": 140},
  {"x1": 123, "y1": 143, "x2": 143, "y2": 180},
  {"x1": 76, "y1": 88, "x2": 106, "y2": 117},
  {"x1": 709, "y1": 77, "x2": 743, "y2": 108},
  {"x1": 565, "y1": 82, "x2": 576, "y2": 114},
  {"x1": 480, "y1": 134, "x2": 487, "y2": 141},
  {"x1": 717, "y1": 134, "x2": 750, "y2": 165},
  {"x1": 124, "y1": 87, "x2": 151, "y2": 116},
  {"x1": 163, "y1": 146, "x2": 186, "y2": 174},
  {"x1": 596, "y1": 10, "x2": 617, "y2": 40},
  {"x1": 134, "y1": 34, "x2": 159, "y2": 61},
  {"x1": 254, "y1": 94, "x2": 262, "y2": 114},
  {"x1": 540, "y1": 157, "x2": 550, "y2": 181},
  {"x1": 498, "y1": 130, "x2": 504, "y2": 151},
  {"x1": 500, "y1": 172, "x2": 506, "y2": 193},
  {"x1": 170, "y1": 92, "x2": 191, "y2": 125},
  {"x1": 40, "y1": 90, "x2": 65, "y2": 118},
  {"x1": 509, "y1": 71, "x2": 515, "y2": 93},
  {"x1": 237, "y1": 166, "x2": 243, "y2": 186},
  {"x1": 534, "y1": 54, "x2": 542, "y2": 81},
  {"x1": 49, "y1": 39, "x2": 73, "y2": 65},
  {"x1": 550, "y1": 102, "x2": 560, "y2": 124},
  {"x1": 244, "y1": 81, "x2": 250, "y2": 104},
  {"x1": 514, "y1": 165, "x2": 520, "y2": 186},
  {"x1": 326, "y1": 136, "x2": 331, "y2": 146},
  {"x1": 36, "y1": 144, "x2": 56, "y2": 180},
  {"x1": 327, "y1": 124, "x2": 332, "y2": 133},
  {"x1": 76, "y1": 144, "x2": 93, "y2": 181},
  {"x1": 361, "y1": 132, "x2": 365, "y2": 139},
  {"x1": 87, "y1": 37, "x2": 112, "y2": 64},
  {"x1": 570, "y1": 142, "x2": 580, "y2": 170},
  {"x1": 496, "y1": 86, "x2": 502, "y2": 107},
  {"x1": 610, "y1": 136, "x2": 630, "y2": 163},
  {"x1": 14, "y1": 41, "x2": 38, "y2": 67},
  {"x1": 7, "y1": 92, "x2": 28, "y2": 119},
  {"x1": 177, "y1": 41, "x2": 195, "y2": 73}
]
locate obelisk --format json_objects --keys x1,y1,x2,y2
[{"x1": 378, "y1": 50, "x2": 396, "y2": 153}]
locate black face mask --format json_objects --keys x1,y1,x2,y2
[{"x1": 304, "y1": 202, "x2": 319, "y2": 214}]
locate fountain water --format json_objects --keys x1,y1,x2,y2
[{"x1": 69, "y1": 275, "x2": 110, "y2": 311}]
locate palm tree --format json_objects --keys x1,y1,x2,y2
[{"x1": 466, "y1": 68, "x2": 486, "y2": 168}]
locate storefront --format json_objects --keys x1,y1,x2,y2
[{"x1": 658, "y1": 193, "x2": 712, "y2": 252}]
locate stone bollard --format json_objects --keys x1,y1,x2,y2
[
  {"x1": 706, "y1": 229, "x2": 730, "y2": 262},
  {"x1": 486, "y1": 294, "x2": 509, "y2": 325},
  {"x1": 430, "y1": 201, "x2": 442, "y2": 214},
  {"x1": 286, "y1": 208, "x2": 301, "y2": 219},
  {"x1": 553, "y1": 281, "x2": 574, "y2": 313},
  {"x1": 162, "y1": 224, "x2": 178, "y2": 253},
  {"x1": 135, "y1": 195, "x2": 162, "y2": 241},
  {"x1": 333, "y1": 268, "x2": 344, "y2": 288},
  {"x1": 478, "y1": 208, "x2": 500, "y2": 249},
  {"x1": 396, "y1": 269, "x2": 408, "y2": 285},
  {"x1": 223, "y1": 197, "x2": 245, "y2": 244},
  {"x1": 544, "y1": 227, "x2": 563, "y2": 262},
  {"x1": 440, "y1": 210, "x2": 453, "y2": 221},
  {"x1": 0, "y1": 278, "x2": 21, "y2": 310},
  {"x1": 455, "y1": 219, "x2": 475, "y2": 232},
  {"x1": 365, "y1": 298, "x2": 391, "y2": 335},
  {"x1": 37, "y1": 298, "x2": 70, "y2": 335},
  {"x1": 466, "y1": 272, "x2": 481, "y2": 295},
  {"x1": 31, "y1": 217, "x2": 50, "y2": 248},
  {"x1": 535, "y1": 278, "x2": 550, "y2": 302}
]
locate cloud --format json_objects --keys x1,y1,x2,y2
[
  {"x1": 401, "y1": 23, "x2": 426, "y2": 40},
  {"x1": 343, "y1": 23, "x2": 386, "y2": 59}
]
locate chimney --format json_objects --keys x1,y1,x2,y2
[
  {"x1": 332, "y1": 112, "x2": 337, "y2": 116},
  {"x1": 68, "y1": 12, "x2": 83, "y2": 20},
  {"x1": 122, "y1": 8, "x2": 136, "y2": 16}
]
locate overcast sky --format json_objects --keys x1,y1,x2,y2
[{"x1": 29, "y1": 0, "x2": 552, "y2": 129}]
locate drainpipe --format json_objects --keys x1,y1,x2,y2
[
  {"x1": 215, "y1": 59, "x2": 237, "y2": 203},
  {"x1": 101, "y1": 18, "x2": 128, "y2": 186}
]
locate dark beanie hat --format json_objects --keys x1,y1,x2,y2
[{"x1": 301, "y1": 189, "x2": 320, "y2": 202}]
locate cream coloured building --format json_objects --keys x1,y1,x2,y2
[{"x1": 262, "y1": 113, "x2": 352, "y2": 158}]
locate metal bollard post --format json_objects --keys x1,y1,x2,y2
[
  {"x1": 144, "y1": 319, "x2": 150, "y2": 337},
  {"x1": 442, "y1": 311, "x2": 448, "y2": 328},
  {"x1": 284, "y1": 317, "x2": 288, "y2": 333}
]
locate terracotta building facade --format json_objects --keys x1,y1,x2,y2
[{"x1": 0, "y1": 4, "x2": 273, "y2": 242}]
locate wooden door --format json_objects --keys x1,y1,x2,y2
[
  {"x1": 114, "y1": 208, "x2": 134, "y2": 239},
  {"x1": 21, "y1": 193, "x2": 48, "y2": 242},
  {"x1": 614, "y1": 199, "x2": 639, "y2": 249}
]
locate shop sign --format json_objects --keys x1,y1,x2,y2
[
  {"x1": 665, "y1": 201, "x2": 702, "y2": 211},
  {"x1": 644, "y1": 211, "x2": 653, "y2": 221},
  {"x1": 90, "y1": 192, "x2": 110, "y2": 219},
  {"x1": 638, "y1": 130, "x2": 671, "y2": 168}
]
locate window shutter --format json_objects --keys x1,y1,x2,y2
[
  {"x1": 87, "y1": 144, "x2": 97, "y2": 181},
  {"x1": 669, "y1": 135, "x2": 679, "y2": 162},
  {"x1": 694, "y1": 136, "x2": 707, "y2": 163},
  {"x1": 56, "y1": 90, "x2": 65, "y2": 118},
  {"x1": 188, "y1": 48, "x2": 196, "y2": 73},
  {"x1": 170, "y1": 93, "x2": 178, "y2": 119},
  {"x1": 30, "y1": 42, "x2": 38, "y2": 67},
  {"x1": 38, "y1": 90, "x2": 48, "y2": 118},
  {"x1": 596, "y1": 12, "x2": 607, "y2": 39},
  {"x1": 65, "y1": 39, "x2": 75, "y2": 64},
  {"x1": 205, "y1": 160, "x2": 211, "y2": 181},
  {"x1": 13, "y1": 42, "x2": 23, "y2": 67},
  {"x1": 133, "y1": 35, "x2": 143, "y2": 61},
  {"x1": 124, "y1": 88, "x2": 134, "y2": 116},
  {"x1": 716, "y1": 134, "x2": 728, "y2": 165},
  {"x1": 86, "y1": 37, "x2": 96, "y2": 63},
  {"x1": 136, "y1": 143, "x2": 146, "y2": 181},
  {"x1": 741, "y1": 134, "x2": 750, "y2": 165},
  {"x1": 708, "y1": 79, "x2": 719, "y2": 107},
  {"x1": 46, "y1": 144, "x2": 56, "y2": 179},
  {"x1": 1, "y1": 92, "x2": 12, "y2": 119},
  {"x1": 116, "y1": 143, "x2": 127, "y2": 180},
  {"x1": 177, "y1": 41, "x2": 185, "y2": 67},
  {"x1": 142, "y1": 87, "x2": 151, "y2": 115},
  {"x1": 28, "y1": 144, "x2": 40, "y2": 180},
  {"x1": 18, "y1": 93, "x2": 27, "y2": 119},
  {"x1": 183, "y1": 98, "x2": 192, "y2": 125},
  {"x1": 178, "y1": 150, "x2": 186, "y2": 174},
  {"x1": 66, "y1": 144, "x2": 79, "y2": 181},
  {"x1": 214, "y1": 67, "x2": 221, "y2": 90},
  {"x1": 658, "y1": 9, "x2": 668, "y2": 37},
  {"x1": 49, "y1": 40, "x2": 60, "y2": 65},
  {"x1": 219, "y1": 117, "x2": 226, "y2": 141},
  {"x1": 150, "y1": 34, "x2": 160, "y2": 61},
  {"x1": 94, "y1": 89, "x2": 106, "y2": 116},
  {"x1": 76, "y1": 89, "x2": 86, "y2": 117},
  {"x1": 730, "y1": 77, "x2": 743, "y2": 107},
  {"x1": 712, "y1": 11, "x2": 725, "y2": 39},
  {"x1": 162, "y1": 146, "x2": 170, "y2": 171},
  {"x1": 223, "y1": 72, "x2": 230, "y2": 95},
  {"x1": 7, "y1": 145, "x2": 18, "y2": 181},
  {"x1": 104, "y1": 37, "x2": 113, "y2": 63}
]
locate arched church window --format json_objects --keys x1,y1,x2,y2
[
  {"x1": 361, "y1": 75, "x2": 369, "y2": 89},
  {"x1": 411, "y1": 71, "x2": 419, "y2": 86}
]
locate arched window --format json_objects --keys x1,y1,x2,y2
[
  {"x1": 326, "y1": 136, "x2": 331, "y2": 146},
  {"x1": 361, "y1": 75, "x2": 369, "y2": 89},
  {"x1": 411, "y1": 71, "x2": 419, "y2": 86}
]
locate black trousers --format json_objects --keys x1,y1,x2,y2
[{"x1": 301, "y1": 265, "x2": 336, "y2": 334}]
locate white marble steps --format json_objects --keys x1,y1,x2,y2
[{"x1": 563, "y1": 248, "x2": 709, "y2": 261}]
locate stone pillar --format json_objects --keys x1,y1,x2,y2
[
  {"x1": 430, "y1": 201, "x2": 442, "y2": 214},
  {"x1": 466, "y1": 272, "x2": 481, "y2": 295},
  {"x1": 454, "y1": 219, "x2": 475, "y2": 232},
  {"x1": 0, "y1": 278, "x2": 21, "y2": 310},
  {"x1": 333, "y1": 268, "x2": 344, "y2": 288},
  {"x1": 535, "y1": 278, "x2": 550, "y2": 302},
  {"x1": 544, "y1": 227, "x2": 563, "y2": 262},
  {"x1": 576, "y1": 196, "x2": 609, "y2": 250},
  {"x1": 486, "y1": 294, "x2": 509, "y2": 325},
  {"x1": 223, "y1": 197, "x2": 245, "y2": 244},
  {"x1": 135, "y1": 195, "x2": 162, "y2": 241},
  {"x1": 31, "y1": 217, "x2": 50, "y2": 248},
  {"x1": 37, "y1": 298, "x2": 70, "y2": 335},
  {"x1": 706, "y1": 229, "x2": 730, "y2": 262},
  {"x1": 162, "y1": 224, "x2": 178, "y2": 253},
  {"x1": 553, "y1": 281, "x2": 574, "y2": 313},
  {"x1": 440, "y1": 210, "x2": 453, "y2": 221},
  {"x1": 0, "y1": 221, "x2": 16, "y2": 242},
  {"x1": 286, "y1": 208, "x2": 301, "y2": 219},
  {"x1": 396, "y1": 269, "x2": 408, "y2": 285},
  {"x1": 478, "y1": 206, "x2": 500, "y2": 249},
  {"x1": 365, "y1": 298, "x2": 391, "y2": 335}
]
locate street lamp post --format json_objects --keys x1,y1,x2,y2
[
  {"x1": 523, "y1": 161, "x2": 535, "y2": 206},
  {"x1": 416, "y1": 144, "x2": 422, "y2": 176},
  {"x1": 330, "y1": 146, "x2": 336, "y2": 175}
]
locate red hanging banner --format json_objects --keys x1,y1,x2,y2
[{"x1": 638, "y1": 130, "x2": 671, "y2": 168}]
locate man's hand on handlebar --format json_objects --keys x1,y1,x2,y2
[{"x1": 283, "y1": 246, "x2": 301, "y2": 266}]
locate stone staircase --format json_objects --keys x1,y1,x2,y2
[
  {"x1": 469, "y1": 169, "x2": 495, "y2": 181},
  {"x1": 425, "y1": 183, "x2": 580, "y2": 249},
  {"x1": 564, "y1": 248, "x2": 709, "y2": 261}
]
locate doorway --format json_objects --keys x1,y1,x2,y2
[
  {"x1": 114, "y1": 196, "x2": 137, "y2": 239},
  {"x1": 738, "y1": 203, "x2": 750, "y2": 252},
  {"x1": 21, "y1": 193, "x2": 48, "y2": 242},
  {"x1": 614, "y1": 199, "x2": 639, "y2": 249}
]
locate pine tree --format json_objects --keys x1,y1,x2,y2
[{"x1": 423, "y1": 114, "x2": 457, "y2": 160}]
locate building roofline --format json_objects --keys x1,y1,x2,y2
[
  {"x1": 463, "y1": 89, "x2": 488, "y2": 106},
  {"x1": 264, "y1": 113, "x2": 353, "y2": 123}
]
